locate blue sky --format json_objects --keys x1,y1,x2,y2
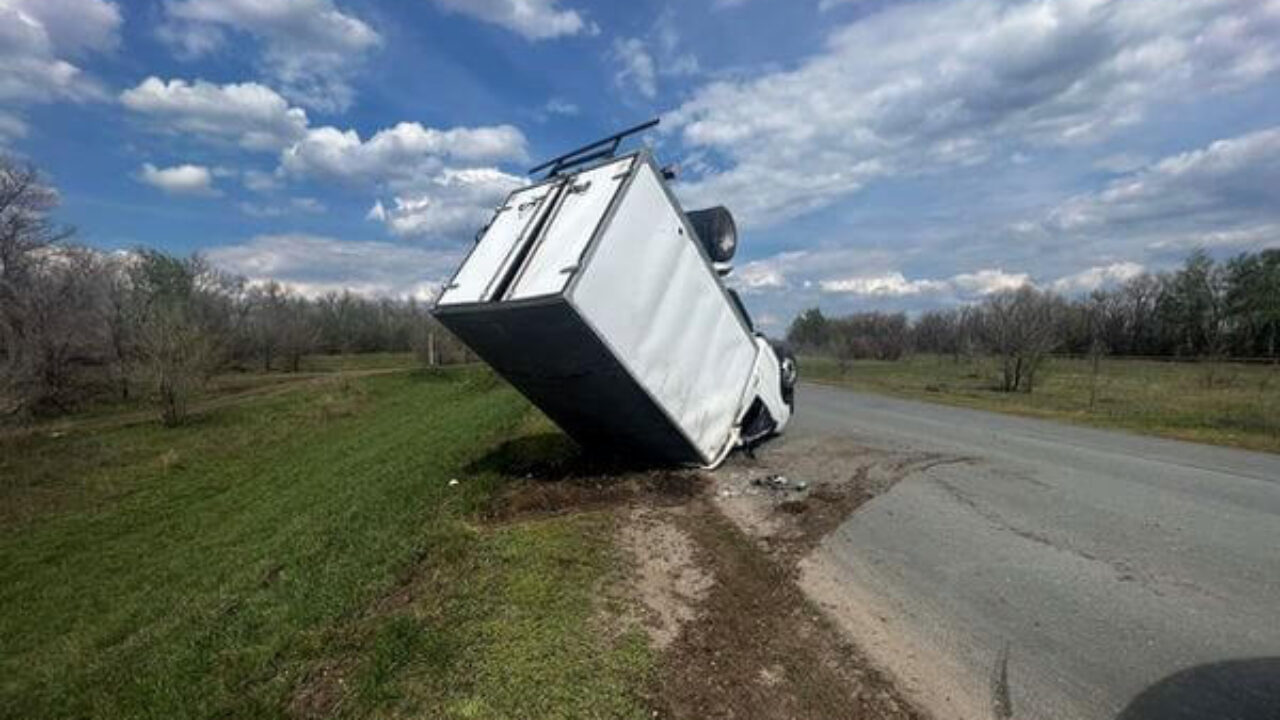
[{"x1": 3, "y1": 0, "x2": 1278, "y2": 331}]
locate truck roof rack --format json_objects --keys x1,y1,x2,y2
[{"x1": 528, "y1": 118, "x2": 659, "y2": 178}]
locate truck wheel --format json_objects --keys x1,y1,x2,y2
[{"x1": 770, "y1": 340, "x2": 797, "y2": 407}]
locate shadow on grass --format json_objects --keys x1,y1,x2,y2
[
  {"x1": 466, "y1": 432, "x2": 702, "y2": 522},
  {"x1": 466, "y1": 431, "x2": 678, "y2": 479}
]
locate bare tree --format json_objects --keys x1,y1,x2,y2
[
  {"x1": 248, "y1": 282, "x2": 285, "y2": 371},
  {"x1": 912, "y1": 310, "x2": 956, "y2": 356},
  {"x1": 97, "y1": 253, "x2": 142, "y2": 400},
  {"x1": 0, "y1": 158, "x2": 88, "y2": 416},
  {"x1": 137, "y1": 305, "x2": 217, "y2": 426},
  {"x1": 132, "y1": 251, "x2": 221, "y2": 426},
  {"x1": 826, "y1": 312, "x2": 910, "y2": 361},
  {"x1": 276, "y1": 295, "x2": 317, "y2": 372},
  {"x1": 976, "y1": 286, "x2": 1062, "y2": 393}
]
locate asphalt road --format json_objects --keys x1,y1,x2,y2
[{"x1": 791, "y1": 383, "x2": 1280, "y2": 720}]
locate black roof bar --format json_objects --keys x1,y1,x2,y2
[{"x1": 528, "y1": 118, "x2": 659, "y2": 178}]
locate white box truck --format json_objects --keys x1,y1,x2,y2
[{"x1": 432, "y1": 120, "x2": 795, "y2": 468}]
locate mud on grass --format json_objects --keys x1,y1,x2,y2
[
  {"x1": 484, "y1": 431, "x2": 928, "y2": 720},
  {"x1": 652, "y1": 501, "x2": 921, "y2": 720}
]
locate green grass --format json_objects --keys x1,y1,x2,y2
[
  {"x1": 803, "y1": 354, "x2": 1280, "y2": 453},
  {"x1": 0, "y1": 367, "x2": 651, "y2": 719},
  {"x1": 301, "y1": 352, "x2": 418, "y2": 373}
]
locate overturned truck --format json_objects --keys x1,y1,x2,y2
[{"x1": 432, "y1": 120, "x2": 795, "y2": 468}]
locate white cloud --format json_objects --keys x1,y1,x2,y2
[
  {"x1": 281, "y1": 122, "x2": 527, "y2": 187},
  {"x1": 733, "y1": 259, "x2": 788, "y2": 291},
  {"x1": 430, "y1": 0, "x2": 594, "y2": 41},
  {"x1": 535, "y1": 97, "x2": 581, "y2": 121},
  {"x1": 652, "y1": 8, "x2": 699, "y2": 77},
  {"x1": 819, "y1": 272, "x2": 949, "y2": 297},
  {"x1": 609, "y1": 12, "x2": 700, "y2": 101},
  {"x1": 949, "y1": 269, "x2": 1032, "y2": 296},
  {"x1": 727, "y1": 248, "x2": 900, "y2": 294},
  {"x1": 0, "y1": 0, "x2": 120, "y2": 107},
  {"x1": 160, "y1": 0, "x2": 381, "y2": 112},
  {"x1": 137, "y1": 163, "x2": 220, "y2": 197},
  {"x1": 1146, "y1": 224, "x2": 1280, "y2": 252},
  {"x1": 1046, "y1": 127, "x2": 1280, "y2": 233},
  {"x1": 611, "y1": 38, "x2": 657, "y2": 99},
  {"x1": 545, "y1": 98, "x2": 579, "y2": 115},
  {"x1": 817, "y1": 267, "x2": 1028, "y2": 298},
  {"x1": 668, "y1": 0, "x2": 1280, "y2": 227},
  {"x1": 206, "y1": 233, "x2": 463, "y2": 300},
  {"x1": 120, "y1": 77, "x2": 310, "y2": 151},
  {"x1": 369, "y1": 167, "x2": 524, "y2": 241},
  {"x1": 243, "y1": 168, "x2": 285, "y2": 193},
  {"x1": 1049, "y1": 261, "x2": 1145, "y2": 294}
]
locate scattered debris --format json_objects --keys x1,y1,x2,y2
[
  {"x1": 749, "y1": 473, "x2": 809, "y2": 493},
  {"x1": 712, "y1": 436, "x2": 973, "y2": 567},
  {"x1": 448, "y1": 478, "x2": 460, "y2": 487}
]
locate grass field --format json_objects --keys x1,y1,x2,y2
[
  {"x1": 802, "y1": 354, "x2": 1280, "y2": 453},
  {"x1": 299, "y1": 352, "x2": 419, "y2": 373},
  {"x1": 0, "y1": 366, "x2": 650, "y2": 720}
]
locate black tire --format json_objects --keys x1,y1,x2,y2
[{"x1": 769, "y1": 339, "x2": 798, "y2": 408}]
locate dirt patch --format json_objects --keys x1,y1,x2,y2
[
  {"x1": 711, "y1": 435, "x2": 969, "y2": 562},
  {"x1": 485, "y1": 468, "x2": 703, "y2": 523},
  {"x1": 470, "y1": 432, "x2": 938, "y2": 719},
  {"x1": 288, "y1": 658, "x2": 353, "y2": 720},
  {"x1": 617, "y1": 506, "x2": 713, "y2": 650},
  {"x1": 650, "y1": 499, "x2": 922, "y2": 720}
]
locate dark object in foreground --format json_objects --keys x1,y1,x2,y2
[{"x1": 1115, "y1": 658, "x2": 1280, "y2": 720}]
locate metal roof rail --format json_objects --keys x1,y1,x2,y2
[{"x1": 528, "y1": 118, "x2": 659, "y2": 178}]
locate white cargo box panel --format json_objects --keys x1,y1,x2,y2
[{"x1": 433, "y1": 152, "x2": 759, "y2": 466}]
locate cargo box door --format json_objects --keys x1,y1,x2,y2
[
  {"x1": 437, "y1": 182, "x2": 559, "y2": 306},
  {"x1": 506, "y1": 157, "x2": 633, "y2": 300}
]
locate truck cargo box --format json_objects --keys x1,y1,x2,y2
[{"x1": 433, "y1": 148, "x2": 789, "y2": 467}]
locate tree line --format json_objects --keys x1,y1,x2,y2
[
  {"x1": 1, "y1": 158, "x2": 467, "y2": 423},
  {"x1": 787, "y1": 248, "x2": 1280, "y2": 393}
]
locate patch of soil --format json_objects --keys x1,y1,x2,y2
[
  {"x1": 617, "y1": 506, "x2": 713, "y2": 650},
  {"x1": 477, "y1": 433, "x2": 948, "y2": 719},
  {"x1": 712, "y1": 436, "x2": 970, "y2": 561},
  {"x1": 288, "y1": 657, "x2": 354, "y2": 720},
  {"x1": 485, "y1": 467, "x2": 704, "y2": 523},
  {"x1": 650, "y1": 499, "x2": 922, "y2": 720}
]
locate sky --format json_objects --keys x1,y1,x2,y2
[{"x1": 2, "y1": 0, "x2": 1278, "y2": 332}]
